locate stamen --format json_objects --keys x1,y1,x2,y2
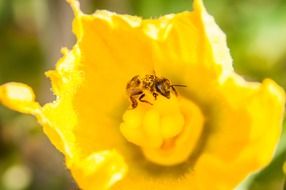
[{"x1": 120, "y1": 94, "x2": 204, "y2": 166}]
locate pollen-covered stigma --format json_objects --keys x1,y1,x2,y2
[{"x1": 120, "y1": 74, "x2": 204, "y2": 166}]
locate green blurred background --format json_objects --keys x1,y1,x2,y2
[{"x1": 0, "y1": 0, "x2": 285, "y2": 189}]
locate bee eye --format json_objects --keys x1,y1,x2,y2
[
  {"x1": 157, "y1": 84, "x2": 163, "y2": 91},
  {"x1": 156, "y1": 83, "x2": 168, "y2": 96}
]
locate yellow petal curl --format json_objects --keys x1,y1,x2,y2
[
  {"x1": 0, "y1": 0, "x2": 285, "y2": 190},
  {"x1": 0, "y1": 82, "x2": 40, "y2": 114}
]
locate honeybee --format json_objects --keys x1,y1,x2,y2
[{"x1": 126, "y1": 74, "x2": 186, "y2": 108}]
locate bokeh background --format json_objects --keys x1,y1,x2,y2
[{"x1": 0, "y1": 0, "x2": 285, "y2": 189}]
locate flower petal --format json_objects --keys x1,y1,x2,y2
[
  {"x1": 67, "y1": 150, "x2": 127, "y2": 190},
  {"x1": 0, "y1": 82, "x2": 40, "y2": 114},
  {"x1": 74, "y1": 9, "x2": 154, "y2": 114},
  {"x1": 192, "y1": 77, "x2": 285, "y2": 189},
  {"x1": 146, "y1": 0, "x2": 232, "y2": 85},
  {"x1": 0, "y1": 81, "x2": 73, "y2": 158}
]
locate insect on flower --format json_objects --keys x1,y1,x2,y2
[{"x1": 126, "y1": 74, "x2": 186, "y2": 108}]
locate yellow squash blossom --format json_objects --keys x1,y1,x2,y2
[{"x1": 0, "y1": 0, "x2": 285, "y2": 189}]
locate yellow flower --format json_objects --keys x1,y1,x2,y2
[{"x1": 0, "y1": 0, "x2": 285, "y2": 189}]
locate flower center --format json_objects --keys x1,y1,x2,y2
[{"x1": 120, "y1": 93, "x2": 204, "y2": 166}]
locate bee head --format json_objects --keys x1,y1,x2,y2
[{"x1": 155, "y1": 78, "x2": 171, "y2": 98}]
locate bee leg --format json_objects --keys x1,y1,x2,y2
[
  {"x1": 129, "y1": 90, "x2": 144, "y2": 109},
  {"x1": 171, "y1": 86, "x2": 178, "y2": 96},
  {"x1": 139, "y1": 94, "x2": 153, "y2": 105},
  {"x1": 130, "y1": 96, "x2": 138, "y2": 109},
  {"x1": 152, "y1": 92, "x2": 158, "y2": 100}
]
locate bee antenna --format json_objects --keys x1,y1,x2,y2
[{"x1": 171, "y1": 84, "x2": 187, "y2": 87}]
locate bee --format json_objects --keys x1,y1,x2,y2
[{"x1": 126, "y1": 74, "x2": 186, "y2": 109}]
